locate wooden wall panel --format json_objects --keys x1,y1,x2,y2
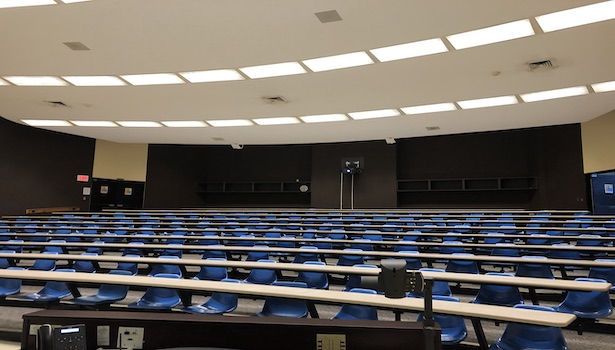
[{"x1": 0, "y1": 117, "x2": 95, "y2": 215}]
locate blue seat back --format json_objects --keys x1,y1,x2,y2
[
  {"x1": 333, "y1": 288, "x2": 378, "y2": 320},
  {"x1": 490, "y1": 305, "x2": 567, "y2": 350}
]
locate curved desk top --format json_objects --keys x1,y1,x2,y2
[
  {"x1": 0, "y1": 269, "x2": 576, "y2": 327},
  {"x1": 1, "y1": 252, "x2": 610, "y2": 292}
]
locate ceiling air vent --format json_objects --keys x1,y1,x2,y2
[
  {"x1": 426, "y1": 126, "x2": 440, "y2": 131},
  {"x1": 63, "y1": 42, "x2": 90, "y2": 51},
  {"x1": 315, "y1": 10, "x2": 342, "y2": 23},
  {"x1": 527, "y1": 59, "x2": 557, "y2": 71},
  {"x1": 44, "y1": 100, "x2": 69, "y2": 107},
  {"x1": 262, "y1": 96, "x2": 287, "y2": 104}
]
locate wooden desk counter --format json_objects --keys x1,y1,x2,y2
[
  {"x1": 1, "y1": 252, "x2": 610, "y2": 292},
  {"x1": 0, "y1": 269, "x2": 576, "y2": 327},
  {"x1": 2, "y1": 241, "x2": 615, "y2": 265}
]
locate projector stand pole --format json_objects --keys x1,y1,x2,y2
[
  {"x1": 350, "y1": 173, "x2": 355, "y2": 210},
  {"x1": 339, "y1": 172, "x2": 344, "y2": 210},
  {"x1": 423, "y1": 279, "x2": 436, "y2": 350}
]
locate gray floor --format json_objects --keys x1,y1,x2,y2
[{"x1": 1, "y1": 259, "x2": 614, "y2": 349}]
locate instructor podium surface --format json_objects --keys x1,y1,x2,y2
[{"x1": 22, "y1": 310, "x2": 440, "y2": 350}]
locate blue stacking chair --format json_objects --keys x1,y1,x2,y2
[
  {"x1": 193, "y1": 258, "x2": 228, "y2": 281},
  {"x1": 162, "y1": 243, "x2": 184, "y2": 258},
  {"x1": 588, "y1": 259, "x2": 615, "y2": 292},
  {"x1": 350, "y1": 239, "x2": 374, "y2": 253},
  {"x1": 327, "y1": 229, "x2": 346, "y2": 240},
  {"x1": 21, "y1": 269, "x2": 75, "y2": 302},
  {"x1": 0, "y1": 250, "x2": 15, "y2": 269},
  {"x1": 246, "y1": 245, "x2": 270, "y2": 262},
  {"x1": 472, "y1": 273, "x2": 523, "y2": 307},
  {"x1": 394, "y1": 240, "x2": 418, "y2": 252},
  {"x1": 72, "y1": 252, "x2": 98, "y2": 273},
  {"x1": 489, "y1": 305, "x2": 567, "y2": 350},
  {"x1": 417, "y1": 296, "x2": 467, "y2": 346},
  {"x1": 202, "y1": 245, "x2": 228, "y2": 260},
  {"x1": 127, "y1": 273, "x2": 182, "y2": 310},
  {"x1": 116, "y1": 254, "x2": 140, "y2": 275},
  {"x1": 314, "y1": 238, "x2": 333, "y2": 250},
  {"x1": 337, "y1": 248, "x2": 365, "y2": 266},
  {"x1": 333, "y1": 288, "x2": 378, "y2": 320},
  {"x1": 554, "y1": 278, "x2": 613, "y2": 332},
  {"x1": 445, "y1": 253, "x2": 480, "y2": 274},
  {"x1": 243, "y1": 259, "x2": 277, "y2": 285},
  {"x1": 29, "y1": 252, "x2": 58, "y2": 271},
  {"x1": 0, "y1": 267, "x2": 24, "y2": 297},
  {"x1": 148, "y1": 255, "x2": 182, "y2": 277},
  {"x1": 515, "y1": 256, "x2": 554, "y2": 279},
  {"x1": 68, "y1": 270, "x2": 133, "y2": 307},
  {"x1": 6, "y1": 239, "x2": 24, "y2": 253},
  {"x1": 182, "y1": 278, "x2": 240, "y2": 315},
  {"x1": 344, "y1": 264, "x2": 378, "y2": 291},
  {"x1": 122, "y1": 242, "x2": 145, "y2": 256},
  {"x1": 43, "y1": 239, "x2": 66, "y2": 254},
  {"x1": 398, "y1": 251, "x2": 423, "y2": 270},
  {"x1": 489, "y1": 243, "x2": 520, "y2": 271},
  {"x1": 257, "y1": 281, "x2": 309, "y2": 318},
  {"x1": 295, "y1": 261, "x2": 329, "y2": 289},
  {"x1": 440, "y1": 241, "x2": 466, "y2": 255},
  {"x1": 408, "y1": 268, "x2": 452, "y2": 297},
  {"x1": 292, "y1": 246, "x2": 320, "y2": 264}
]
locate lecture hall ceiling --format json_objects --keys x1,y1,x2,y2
[{"x1": 0, "y1": 0, "x2": 614, "y2": 145}]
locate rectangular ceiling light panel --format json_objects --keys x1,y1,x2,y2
[
  {"x1": 536, "y1": 1, "x2": 615, "y2": 32},
  {"x1": 117, "y1": 121, "x2": 163, "y2": 127},
  {"x1": 299, "y1": 114, "x2": 348, "y2": 123},
  {"x1": 348, "y1": 109, "x2": 400, "y2": 120},
  {"x1": 0, "y1": 0, "x2": 55, "y2": 9},
  {"x1": 252, "y1": 117, "x2": 301, "y2": 125},
  {"x1": 180, "y1": 69, "x2": 244, "y2": 83},
  {"x1": 239, "y1": 62, "x2": 306, "y2": 79},
  {"x1": 161, "y1": 121, "x2": 208, "y2": 127},
  {"x1": 592, "y1": 80, "x2": 615, "y2": 93},
  {"x1": 520, "y1": 86, "x2": 589, "y2": 102},
  {"x1": 120, "y1": 73, "x2": 184, "y2": 86},
  {"x1": 4, "y1": 76, "x2": 67, "y2": 86},
  {"x1": 302, "y1": 52, "x2": 374, "y2": 72},
  {"x1": 60, "y1": 0, "x2": 91, "y2": 3},
  {"x1": 207, "y1": 119, "x2": 254, "y2": 127},
  {"x1": 457, "y1": 95, "x2": 518, "y2": 109},
  {"x1": 62, "y1": 76, "x2": 126, "y2": 86},
  {"x1": 22, "y1": 119, "x2": 71, "y2": 126},
  {"x1": 401, "y1": 102, "x2": 457, "y2": 115},
  {"x1": 70, "y1": 121, "x2": 118, "y2": 127},
  {"x1": 370, "y1": 38, "x2": 448, "y2": 62},
  {"x1": 0, "y1": 78, "x2": 8, "y2": 86},
  {"x1": 446, "y1": 19, "x2": 535, "y2": 50}
]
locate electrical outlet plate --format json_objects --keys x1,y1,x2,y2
[
  {"x1": 117, "y1": 326, "x2": 144, "y2": 350},
  {"x1": 316, "y1": 334, "x2": 346, "y2": 350},
  {"x1": 97, "y1": 325, "x2": 110, "y2": 346}
]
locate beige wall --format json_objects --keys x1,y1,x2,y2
[
  {"x1": 581, "y1": 109, "x2": 615, "y2": 174},
  {"x1": 92, "y1": 140, "x2": 148, "y2": 181}
]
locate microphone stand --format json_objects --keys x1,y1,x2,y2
[{"x1": 422, "y1": 279, "x2": 436, "y2": 350}]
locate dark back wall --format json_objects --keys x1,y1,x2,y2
[
  {"x1": 0, "y1": 116, "x2": 584, "y2": 213},
  {"x1": 311, "y1": 141, "x2": 397, "y2": 209},
  {"x1": 0, "y1": 117, "x2": 95, "y2": 215},
  {"x1": 144, "y1": 144, "x2": 313, "y2": 208},
  {"x1": 144, "y1": 125, "x2": 586, "y2": 210},
  {"x1": 396, "y1": 124, "x2": 587, "y2": 209}
]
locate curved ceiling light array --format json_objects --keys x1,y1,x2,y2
[
  {"x1": 2, "y1": 0, "x2": 615, "y2": 128},
  {"x1": 19, "y1": 80, "x2": 615, "y2": 128},
  {"x1": 0, "y1": 0, "x2": 89, "y2": 9}
]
